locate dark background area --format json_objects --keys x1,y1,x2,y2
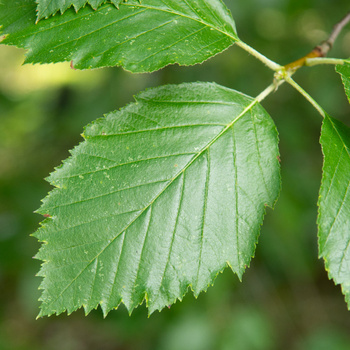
[{"x1": 1, "y1": 0, "x2": 350, "y2": 349}]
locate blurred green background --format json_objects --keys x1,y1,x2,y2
[{"x1": 1, "y1": 0, "x2": 350, "y2": 349}]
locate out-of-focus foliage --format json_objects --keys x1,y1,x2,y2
[{"x1": 1, "y1": 0, "x2": 350, "y2": 349}]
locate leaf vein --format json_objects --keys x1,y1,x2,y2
[
  {"x1": 41, "y1": 238, "x2": 106, "y2": 254},
  {"x1": 323, "y1": 180, "x2": 350, "y2": 248},
  {"x1": 251, "y1": 109, "x2": 271, "y2": 197},
  {"x1": 56, "y1": 153, "x2": 195, "y2": 180},
  {"x1": 86, "y1": 257, "x2": 99, "y2": 308},
  {"x1": 188, "y1": 36, "x2": 228, "y2": 59},
  {"x1": 46, "y1": 179, "x2": 170, "y2": 210},
  {"x1": 88, "y1": 16, "x2": 180, "y2": 60},
  {"x1": 232, "y1": 126, "x2": 240, "y2": 269},
  {"x1": 131, "y1": 206, "x2": 153, "y2": 298},
  {"x1": 88, "y1": 123, "x2": 227, "y2": 137},
  {"x1": 135, "y1": 26, "x2": 207, "y2": 66},
  {"x1": 105, "y1": 231, "x2": 126, "y2": 311},
  {"x1": 157, "y1": 173, "x2": 185, "y2": 298},
  {"x1": 196, "y1": 149, "x2": 210, "y2": 289},
  {"x1": 50, "y1": 208, "x2": 141, "y2": 235},
  {"x1": 122, "y1": 2, "x2": 236, "y2": 40},
  {"x1": 323, "y1": 146, "x2": 344, "y2": 201},
  {"x1": 339, "y1": 236, "x2": 350, "y2": 275},
  {"x1": 327, "y1": 115, "x2": 350, "y2": 159},
  {"x1": 41, "y1": 95, "x2": 259, "y2": 311}
]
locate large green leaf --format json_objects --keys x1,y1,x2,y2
[
  {"x1": 318, "y1": 114, "x2": 350, "y2": 308},
  {"x1": 35, "y1": 0, "x2": 123, "y2": 20},
  {"x1": 34, "y1": 82, "x2": 280, "y2": 317},
  {"x1": 0, "y1": 0, "x2": 238, "y2": 72},
  {"x1": 336, "y1": 61, "x2": 350, "y2": 104}
]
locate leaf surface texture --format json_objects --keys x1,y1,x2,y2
[
  {"x1": 318, "y1": 114, "x2": 350, "y2": 308},
  {"x1": 336, "y1": 61, "x2": 350, "y2": 104},
  {"x1": 0, "y1": 0, "x2": 237, "y2": 72},
  {"x1": 34, "y1": 82, "x2": 280, "y2": 317}
]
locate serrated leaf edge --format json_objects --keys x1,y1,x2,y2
[
  {"x1": 34, "y1": 83, "x2": 280, "y2": 317},
  {"x1": 317, "y1": 114, "x2": 350, "y2": 310}
]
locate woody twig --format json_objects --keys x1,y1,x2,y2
[{"x1": 284, "y1": 11, "x2": 350, "y2": 73}]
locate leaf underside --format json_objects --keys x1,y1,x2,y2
[
  {"x1": 34, "y1": 82, "x2": 281, "y2": 317},
  {"x1": 0, "y1": 0, "x2": 238, "y2": 72},
  {"x1": 318, "y1": 114, "x2": 350, "y2": 308},
  {"x1": 336, "y1": 61, "x2": 350, "y2": 104},
  {"x1": 35, "y1": 0, "x2": 124, "y2": 20}
]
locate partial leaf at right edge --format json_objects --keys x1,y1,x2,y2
[
  {"x1": 318, "y1": 114, "x2": 350, "y2": 307},
  {"x1": 336, "y1": 61, "x2": 350, "y2": 103}
]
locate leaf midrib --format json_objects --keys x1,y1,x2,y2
[
  {"x1": 42, "y1": 97, "x2": 259, "y2": 312},
  {"x1": 15, "y1": 1, "x2": 238, "y2": 44},
  {"x1": 321, "y1": 115, "x2": 350, "y2": 257},
  {"x1": 122, "y1": 2, "x2": 237, "y2": 41},
  {"x1": 39, "y1": 0, "x2": 56, "y2": 19},
  {"x1": 327, "y1": 115, "x2": 350, "y2": 159}
]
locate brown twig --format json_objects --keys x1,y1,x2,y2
[
  {"x1": 326, "y1": 11, "x2": 350, "y2": 48},
  {"x1": 284, "y1": 11, "x2": 350, "y2": 73}
]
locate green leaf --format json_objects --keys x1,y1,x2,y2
[
  {"x1": 34, "y1": 82, "x2": 280, "y2": 317},
  {"x1": 336, "y1": 61, "x2": 350, "y2": 103},
  {"x1": 35, "y1": 0, "x2": 124, "y2": 21},
  {"x1": 318, "y1": 114, "x2": 350, "y2": 308},
  {"x1": 0, "y1": 0, "x2": 238, "y2": 72}
]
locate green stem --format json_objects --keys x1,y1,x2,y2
[
  {"x1": 285, "y1": 76, "x2": 326, "y2": 118},
  {"x1": 236, "y1": 41, "x2": 282, "y2": 71},
  {"x1": 305, "y1": 57, "x2": 345, "y2": 67},
  {"x1": 256, "y1": 80, "x2": 284, "y2": 103}
]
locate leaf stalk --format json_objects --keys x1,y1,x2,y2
[
  {"x1": 236, "y1": 41, "x2": 282, "y2": 71},
  {"x1": 284, "y1": 76, "x2": 326, "y2": 118},
  {"x1": 305, "y1": 57, "x2": 345, "y2": 67},
  {"x1": 256, "y1": 80, "x2": 285, "y2": 103}
]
